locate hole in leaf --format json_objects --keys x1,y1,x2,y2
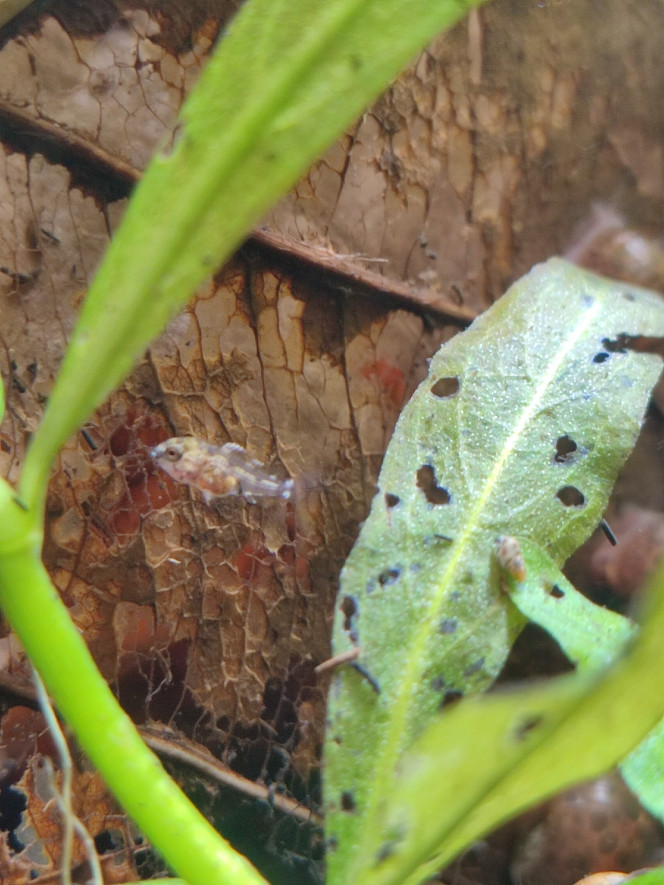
[
  {"x1": 556, "y1": 486, "x2": 585, "y2": 507},
  {"x1": 431, "y1": 376, "x2": 459, "y2": 398},
  {"x1": 440, "y1": 689, "x2": 463, "y2": 709},
  {"x1": 385, "y1": 492, "x2": 400, "y2": 508},
  {"x1": 340, "y1": 596, "x2": 358, "y2": 634},
  {"x1": 378, "y1": 567, "x2": 401, "y2": 587},
  {"x1": 593, "y1": 352, "x2": 610, "y2": 364},
  {"x1": 95, "y1": 828, "x2": 125, "y2": 855},
  {"x1": 416, "y1": 465, "x2": 450, "y2": 505},
  {"x1": 549, "y1": 584, "x2": 565, "y2": 599},
  {"x1": 0, "y1": 786, "x2": 27, "y2": 846},
  {"x1": 554, "y1": 435, "x2": 578, "y2": 463},
  {"x1": 341, "y1": 791, "x2": 356, "y2": 812}
]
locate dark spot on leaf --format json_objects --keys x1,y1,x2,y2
[
  {"x1": 464, "y1": 658, "x2": 485, "y2": 678},
  {"x1": 439, "y1": 618, "x2": 458, "y2": 634},
  {"x1": 374, "y1": 828, "x2": 406, "y2": 865},
  {"x1": 416, "y1": 465, "x2": 450, "y2": 505},
  {"x1": 333, "y1": 734, "x2": 342, "y2": 745},
  {"x1": 622, "y1": 291, "x2": 636, "y2": 302},
  {"x1": 554, "y1": 434, "x2": 578, "y2": 463},
  {"x1": 514, "y1": 714, "x2": 544, "y2": 741},
  {"x1": 341, "y1": 596, "x2": 358, "y2": 639},
  {"x1": 449, "y1": 590, "x2": 461, "y2": 602},
  {"x1": 602, "y1": 334, "x2": 630, "y2": 354},
  {"x1": 378, "y1": 567, "x2": 401, "y2": 587},
  {"x1": 431, "y1": 675, "x2": 446, "y2": 691},
  {"x1": 549, "y1": 584, "x2": 565, "y2": 599},
  {"x1": 593, "y1": 352, "x2": 610, "y2": 364},
  {"x1": 423, "y1": 533, "x2": 453, "y2": 547},
  {"x1": 556, "y1": 486, "x2": 585, "y2": 507},
  {"x1": 351, "y1": 662, "x2": 381, "y2": 694},
  {"x1": 327, "y1": 836, "x2": 338, "y2": 852},
  {"x1": 440, "y1": 689, "x2": 463, "y2": 709},
  {"x1": 385, "y1": 492, "x2": 400, "y2": 508},
  {"x1": 431, "y1": 376, "x2": 459, "y2": 398},
  {"x1": 375, "y1": 842, "x2": 396, "y2": 865},
  {"x1": 341, "y1": 791, "x2": 356, "y2": 812}
]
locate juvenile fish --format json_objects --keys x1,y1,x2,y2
[{"x1": 150, "y1": 436, "x2": 294, "y2": 503}]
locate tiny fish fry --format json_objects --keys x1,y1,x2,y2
[{"x1": 150, "y1": 436, "x2": 294, "y2": 503}]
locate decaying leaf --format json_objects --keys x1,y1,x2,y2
[
  {"x1": 324, "y1": 258, "x2": 664, "y2": 883},
  {"x1": 3, "y1": 1, "x2": 664, "y2": 880}
]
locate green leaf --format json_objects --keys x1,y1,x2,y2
[
  {"x1": 501, "y1": 537, "x2": 664, "y2": 828},
  {"x1": 617, "y1": 869, "x2": 664, "y2": 885},
  {"x1": 622, "y1": 713, "x2": 664, "y2": 826},
  {"x1": 356, "y1": 560, "x2": 664, "y2": 885},
  {"x1": 505, "y1": 536, "x2": 636, "y2": 671},
  {"x1": 324, "y1": 258, "x2": 664, "y2": 884},
  {"x1": 19, "y1": 0, "x2": 485, "y2": 512}
]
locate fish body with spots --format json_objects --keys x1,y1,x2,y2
[{"x1": 150, "y1": 437, "x2": 294, "y2": 504}]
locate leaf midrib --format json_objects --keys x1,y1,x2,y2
[{"x1": 353, "y1": 294, "x2": 602, "y2": 874}]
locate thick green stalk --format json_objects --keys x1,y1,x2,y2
[{"x1": 0, "y1": 483, "x2": 267, "y2": 885}]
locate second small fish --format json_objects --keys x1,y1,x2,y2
[{"x1": 151, "y1": 436, "x2": 294, "y2": 503}]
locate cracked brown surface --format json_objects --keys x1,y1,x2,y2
[{"x1": 2, "y1": 1, "x2": 664, "y2": 881}]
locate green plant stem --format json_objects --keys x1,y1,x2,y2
[{"x1": 0, "y1": 489, "x2": 267, "y2": 885}]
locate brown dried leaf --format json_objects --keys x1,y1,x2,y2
[
  {"x1": 2, "y1": 0, "x2": 664, "y2": 877},
  {"x1": 3, "y1": 751, "x2": 138, "y2": 883}
]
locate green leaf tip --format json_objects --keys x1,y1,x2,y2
[
  {"x1": 504, "y1": 536, "x2": 636, "y2": 672},
  {"x1": 324, "y1": 257, "x2": 664, "y2": 884}
]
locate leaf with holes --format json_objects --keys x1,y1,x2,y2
[
  {"x1": 504, "y1": 536, "x2": 637, "y2": 671},
  {"x1": 353, "y1": 559, "x2": 664, "y2": 885},
  {"x1": 323, "y1": 257, "x2": 664, "y2": 885},
  {"x1": 502, "y1": 534, "x2": 664, "y2": 830}
]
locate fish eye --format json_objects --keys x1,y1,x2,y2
[{"x1": 164, "y1": 446, "x2": 181, "y2": 462}]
